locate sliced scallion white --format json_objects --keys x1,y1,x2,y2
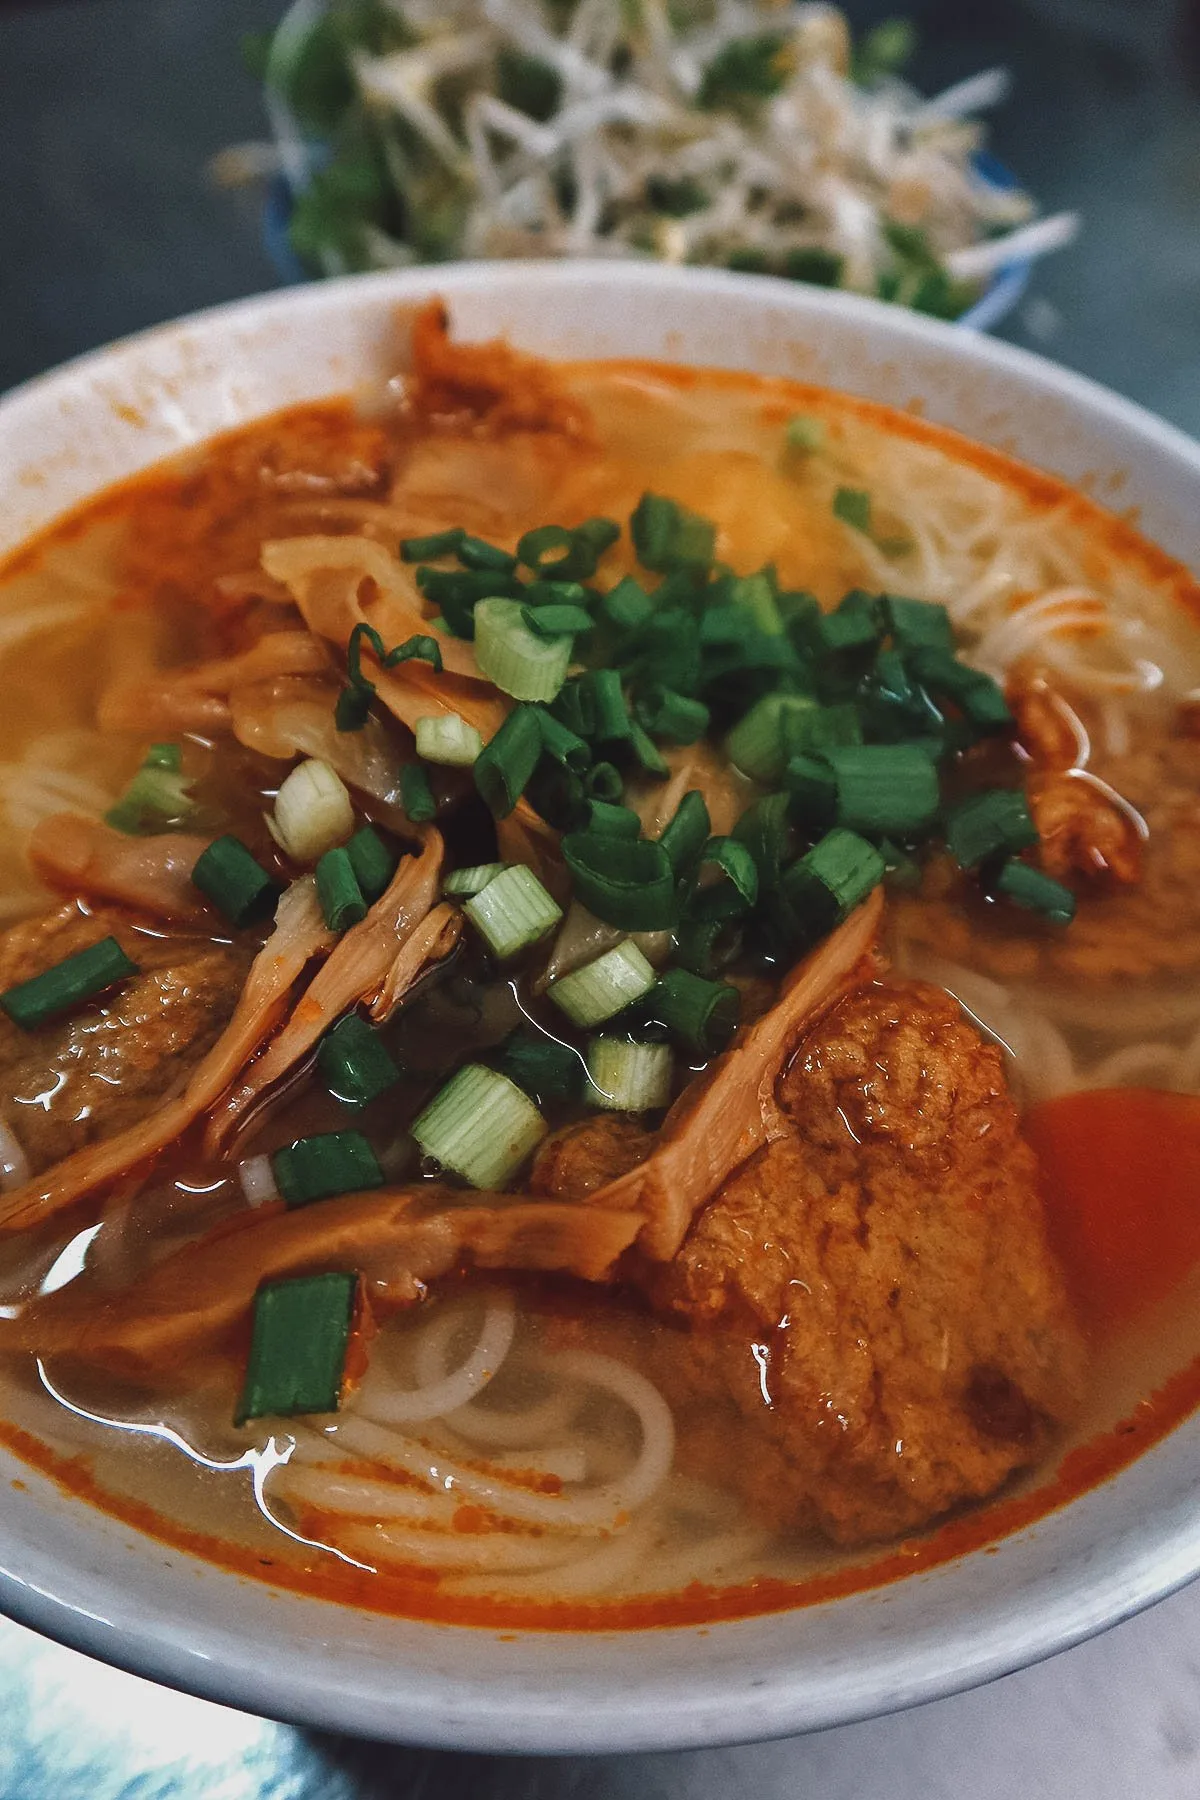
[
  {"x1": 411, "y1": 1063, "x2": 547, "y2": 1188},
  {"x1": 464, "y1": 864, "x2": 562, "y2": 960},
  {"x1": 585, "y1": 1037, "x2": 673, "y2": 1112},
  {"x1": 443, "y1": 862, "x2": 509, "y2": 899},
  {"x1": 271, "y1": 758, "x2": 355, "y2": 863},
  {"x1": 238, "y1": 1153, "x2": 280, "y2": 1209},
  {"x1": 473, "y1": 597, "x2": 573, "y2": 703},
  {"x1": 414, "y1": 712, "x2": 484, "y2": 767},
  {"x1": 549, "y1": 941, "x2": 657, "y2": 1028}
]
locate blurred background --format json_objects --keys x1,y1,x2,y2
[
  {"x1": 5, "y1": 0, "x2": 1200, "y2": 429},
  {"x1": 4, "y1": 1, "x2": 1200, "y2": 1795}
]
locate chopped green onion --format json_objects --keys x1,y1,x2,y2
[
  {"x1": 816, "y1": 590, "x2": 880, "y2": 657},
  {"x1": 416, "y1": 567, "x2": 523, "y2": 638},
  {"x1": 400, "y1": 527, "x2": 465, "y2": 562},
  {"x1": 345, "y1": 826, "x2": 397, "y2": 900},
  {"x1": 726, "y1": 691, "x2": 819, "y2": 782},
  {"x1": 635, "y1": 687, "x2": 710, "y2": 744},
  {"x1": 474, "y1": 705, "x2": 543, "y2": 817},
  {"x1": 788, "y1": 702, "x2": 864, "y2": 758},
  {"x1": 316, "y1": 847, "x2": 368, "y2": 931},
  {"x1": 317, "y1": 1014, "x2": 401, "y2": 1107},
  {"x1": 630, "y1": 492, "x2": 716, "y2": 572},
  {"x1": 785, "y1": 415, "x2": 826, "y2": 454},
  {"x1": 833, "y1": 487, "x2": 872, "y2": 533},
  {"x1": 580, "y1": 669, "x2": 633, "y2": 746},
  {"x1": 732, "y1": 791, "x2": 791, "y2": 893},
  {"x1": 946, "y1": 789, "x2": 1038, "y2": 869},
  {"x1": 911, "y1": 649, "x2": 1014, "y2": 734},
  {"x1": 521, "y1": 604, "x2": 595, "y2": 639},
  {"x1": 649, "y1": 968, "x2": 741, "y2": 1055},
  {"x1": 585, "y1": 761, "x2": 623, "y2": 803},
  {"x1": 144, "y1": 742, "x2": 182, "y2": 771},
  {"x1": 271, "y1": 1130, "x2": 384, "y2": 1207},
  {"x1": 585, "y1": 800, "x2": 642, "y2": 837},
  {"x1": 192, "y1": 836, "x2": 279, "y2": 926},
  {"x1": 516, "y1": 517, "x2": 619, "y2": 581},
  {"x1": 412, "y1": 1063, "x2": 547, "y2": 1188},
  {"x1": 105, "y1": 743, "x2": 192, "y2": 835},
  {"x1": 474, "y1": 598, "x2": 573, "y2": 703},
  {"x1": 235, "y1": 1272, "x2": 358, "y2": 1425},
  {"x1": 674, "y1": 915, "x2": 743, "y2": 978},
  {"x1": 600, "y1": 576, "x2": 654, "y2": 632},
  {"x1": 995, "y1": 860, "x2": 1077, "y2": 924},
  {"x1": 562, "y1": 833, "x2": 676, "y2": 931},
  {"x1": 883, "y1": 596, "x2": 953, "y2": 652},
  {"x1": 781, "y1": 828, "x2": 885, "y2": 939},
  {"x1": 443, "y1": 862, "x2": 508, "y2": 898},
  {"x1": 549, "y1": 941, "x2": 658, "y2": 1027},
  {"x1": 585, "y1": 1037, "x2": 673, "y2": 1112},
  {"x1": 552, "y1": 677, "x2": 595, "y2": 740},
  {"x1": 688, "y1": 836, "x2": 759, "y2": 919},
  {"x1": 523, "y1": 579, "x2": 591, "y2": 609},
  {"x1": 659, "y1": 789, "x2": 711, "y2": 876},
  {"x1": 464, "y1": 864, "x2": 563, "y2": 959},
  {"x1": 619, "y1": 606, "x2": 702, "y2": 694},
  {"x1": 784, "y1": 753, "x2": 838, "y2": 827},
  {"x1": 456, "y1": 534, "x2": 518, "y2": 574},
  {"x1": 628, "y1": 721, "x2": 669, "y2": 777},
  {"x1": 400, "y1": 763, "x2": 437, "y2": 825},
  {"x1": 729, "y1": 570, "x2": 784, "y2": 637},
  {"x1": 0, "y1": 935, "x2": 140, "y2": 1030},
  {"x1": 823, "y1": 744, "x2": 940, "y2": 836},
  {"x1": 493, "y1": 1025, "x2": 582, "y2": 1104},
  {"x1": 336, "y1": 624, "x2": 445, "y2": 731},
  {"x1": 414, "y1": 712, "x2": 483, "y2": 767},
  {"x1": 271, "y1": 758, "x2": 355, "y2": 862},
  {"x1": 536, "y1": 707, "x2": 591, "y2": 773}
]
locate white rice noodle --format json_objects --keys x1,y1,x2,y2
[
  {"x1": 357, "y1": 1291, "x2": 517, "y2": 1426},
  {"x1": 324, "y1": 1347, "x2": 674, "y2": 1532},
  {"x1": 443, "y1": 1381, "x2": 577, "y2": 1448}
]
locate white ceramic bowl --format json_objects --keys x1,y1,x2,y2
[{"x1": 2, "y1": 264, "x2": 1199, "y2": 1753}]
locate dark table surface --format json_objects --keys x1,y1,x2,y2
[{"x1": 5, "y1": 0, "x2": 1200, "y2": 1793}]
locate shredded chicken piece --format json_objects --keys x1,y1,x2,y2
[
  {"x1": 1028, "y1": 769, "x2": 1144, "y2": 888},
  {"x1": 369, "y1": 901, "x2": 462, "y2": 1023},
  {"x1": 0, "y1": 879, "x2": 333, "y2": 1235},
  {"x1": 28, "y1": 816, "x2": 217, "y2": 926},
  {"x1": 1007, "y1": 667, "x2": 1089, "y2": 770},
  {"x1": 205, "y1": 830, "x2": 444, "y2": 1151},
  {"x1": 590, "y1": 890, "x2": 885, "y2": 1258},
  {"x1": 228, "y1": 675, "x2": 410, "y2": 819},
  {"x1": 1, "y1": 1187, "x2": 642, "y2": 1379},
  {"x1": 98, "y1": 629, "x2": 332, "y2": 735},
  {"x1": 496, "y1": 801, "x2": 566, "y2": 899},
  {"x1": 260, "y1": 534, "x2": 509, "y2": 740},
  {"x1": 631, "y1": 746, "x2": 751, "y2": 840}
]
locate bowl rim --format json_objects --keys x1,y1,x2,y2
[{"x1": 2, "y1": 260, "x2": 1200, "y2": 1753}]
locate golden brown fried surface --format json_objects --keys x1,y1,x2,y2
[
  {"x1": 656, "y1": 979, "x2": 1087, "y2": 1546},
  {"x1": 0, "y1": 903, "x2": 250, "y2": 1177},
  {"x1": 529, "y1": 1116, "x2": 656, "y2": 1204}
]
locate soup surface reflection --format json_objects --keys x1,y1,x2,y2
[{"x1": 1, "y1": 305, "x2": 1199, "y2": 1628}]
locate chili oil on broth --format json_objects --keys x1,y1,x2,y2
[{"x1": 0, "y1": 356, "x2": 1198, "y2": 1628}]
